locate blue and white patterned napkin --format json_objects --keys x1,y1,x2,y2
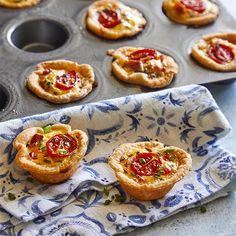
[{"x1": 0, "y1": 84, "x2": 235, "y2": 235}]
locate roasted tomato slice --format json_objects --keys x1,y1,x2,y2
[
  {"x1": 46, "y1": 134, "x2": 77, "y2": 158},
  {"x1": 55, "y1": 71, "x2": 79, "y2": 91},
  {"x1": 98, "y1": 9, "x2": 121, "y2": 28},
  {"x1": 131, "y1": 152, "x2": 162, "y2": 176},
  {"x1": 29, "y1": 151, "x2": 38, "y2": 159},
  {"x1": 28, "y1": 133, "x2": 43, "y2": 147},
  {"x1": 129, "y1": 48, "x2": 156, "y2": 61},
  {"x1": 208, "y1": 43, "x2": 234, "y2": 64},
  {"x1": 180, "y1": 0, "x2": 206, "y2": 13}
]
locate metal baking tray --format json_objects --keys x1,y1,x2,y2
[{"x1": 0, "y1": 0, "x2": 235, "y2": 122}]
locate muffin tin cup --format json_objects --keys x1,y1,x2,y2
[
  {"x1": 1, "y1": 13, "x2": 80, "y2": 62},
  {"x1": 0, "y1": 0, "x2": 235, "y2": 122}
]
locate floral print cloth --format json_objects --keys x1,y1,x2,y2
[{"x1": 0, "y1": 84, "x2": 235, "y2": 235}]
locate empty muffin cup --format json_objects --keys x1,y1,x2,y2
[{"x1": 8, "y1": 19, "x2": 69, "y2": 53}]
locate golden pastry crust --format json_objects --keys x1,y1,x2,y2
[
  {"x1": 162, "y1": 0, "x2": 219, "y2": 26},
  {"x1": 86, "y1": 0, "x2": 146, "y2": 40},
  {"x1": 13, "y1": 124, "x2": 88, "y2": 184},
  {"x1": 0, "y1": 0, "x2": 40, "y2": 8},
  {"x1": 26, "y1": 60, "x2": 95, "y2": 104},
  {"x1": 191, "y1": 33, "x2": 236, "y2": 71},
  {"x1": 108, "y1": 46, "x2": 178, "y2": 88},
  {"x1": 108, "y1": 142, "x2": 192, "y2": 200}
]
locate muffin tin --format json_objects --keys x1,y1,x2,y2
[{"x1": 0, "y1": 0, "x2": 235, "y2": 122}]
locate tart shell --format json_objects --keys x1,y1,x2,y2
[
  {"x1": 162, "y1": 0, "x2": 219, "y2": 26},
  {"x1": 26, "y1": 60, "x2": 95, "y2": 104},
  {"x1": 109, "y1": 47, "x2": 178, "y2": 88},
  {"x1": 108, "y1": 141, "x2": 192, "y2": 200},
  {"x1": 0, "y1": 0, "x2": 40, "y2": 8},
  {"x1": 191, "y1": 33, "x2": 236, "y2": 71},
  {"x1": 86, "y1": 0, "x2": 146, "y2": 40},
  {"x1": 13, "y1": 124, "x2": 88, "y2": 184}
]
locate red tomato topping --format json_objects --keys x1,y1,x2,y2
[
  {"x1": 46, "y1": 134, "x2": 77, "y2": 158},
  {"x1": 163, "y1": 165, "x2": 172, "y2": 175},
  {"x1": 28, "y1": 133, "x2": 43, "y2": 147},
  {"x1": 125, "y1": 60, "x2": 143, "y2": 71},
  {"x1": 208, "y1": 43, "x2": 234, "y2": 64},
  {"x1": 129, "y1": 49, "x2": 156, "y2": 62},
  {"x1": 131, "y1": 153, "x2": 162, "y2": 176},
  {"x1": 55, "y1": 71, "x2": 79, "y2": 91},
  {"x1": 29, "y1": 151, "x2": 38, "y2": 159},
  {"x1": 42, "y1": 69, "x2": 51, "y2": 75},
  {"x1": 180, "y1": 0, "x2": 206, "y2": 13},
  {"x1": 98, "y1": 9, "x2": 121, "y2": 28}
]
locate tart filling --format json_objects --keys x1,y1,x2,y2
[
  {"x1": 109, "y1": 142, "x2": 192, "y2": 200},
  {"x1": 121, "y1": 148, "x2": 178, "y2": 183},
  {"x1": 13, "y1": 124, "x2": 88, "y2": 183},
  {"x1": 109, "y1": 47, "x2": 178, "y2": 88}
]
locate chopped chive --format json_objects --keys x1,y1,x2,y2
[
  {"x1": 139, "y1": 158, "x2": 146, "y2": 164},
  {"x1": 104, "y1": 200, "x2": 112, "y2": 205},
  {"x1": 44, "y1": 159, "x2": 51, "y2": 164},
  {"x1": 58, "y1": 149, "x2": 68, "y2": 155},
  {"x1": 114, "y1": 194, "x2": 124, "y2": 203},
  {"x1": 42, "y1": 125, "x2": 51, "y2": 134},
  {"x1": 26, "y1": 177, "x2": 34, "y2": 183},
  {"x1": 200, "y1": 206, "x2": 207, "y2": 214},
  {"x1": 8, "y1": 192, "x2": 16, "y2": 201},
  {"x1": 170, "y1": 155, "x2": 177, "y2": 161},
  {"x1": 40, "y1": 146, "x2": 46, "y2": 151},
  {"x1": 103, "y1": 187, "x2": 109, "y2": 197},
  {"x1": 164, "y1": 149, "x2": 174, "y2": 154},
  {"x1": 46, "y1": 81, "x2": 51, "y2": 87}
]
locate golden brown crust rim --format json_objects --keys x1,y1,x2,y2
[
  {"x1": 110, "y1": 46, "x2": 178, "y2": 88},
  {"x1": 162, "y1": 0, "x2": 219, "y2": 26},
  {"x1": 191, "y1": 33, "x2": 236, "y2": 71},
  {"x1": 0, "y1": 0, "x2": 40, "y2": 9},
  {"x1": 26, "y1": 60, "x2": 95, "y2": 104},
  {"x1": 86, "y1": 0, "x2": 146, "y2": 40},
  {"x1": 13, "y1": 124, "x2": 88, "y2": 184},
  {"x1": 108, "y1": 142, "x2": 192, "y2": 200}
]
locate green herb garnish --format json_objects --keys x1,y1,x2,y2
[
  {"x1": 58, "y1": 149, "x2": 68, "y2": 155},
  {"x1": 42, "y1": 124, "x2": 51, "y2": 134},
  {"x1": 114, "y1": 194, "x2": 124, "y2": 203},
  {"x1": 44, "y1": 159, "x2": 51, "y2": 164},
  {"x1": 200, "y1": 206, "x2": 207, "y2": 214},
  {"x1": 104, "y1": 200, "x2": 112, "y2": 205},
  {"x1": 8, "y1": 192, "x2": 16, "y2": 201},
  {"x1": 103, "y1": 187, "x2": 109, "y2": 197},
  {"x1": 158, "y1": 167, "x2": 165, "y2": 175},
  {"x1": 170, "y1": 155, "x2": 177, "y2": 161},
  {"x1": 46, "y1": 81, "x2": 51, "y2": 87},
  {"x1": 164, "y1": 149, "x2": 174, "y2": 154},
  {"x1": 26, "y1": 177, "x2": 34, "y2": 183},
  {"x1": 139, "y1": 158, "x2": 146, "y2": 164},
  {"x1": 40, "y1": 146, "x2": 46, "y2": 151}
]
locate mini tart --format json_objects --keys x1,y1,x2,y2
[
  {"x1": 13, "y1": 124, "x2": 88, "y2": 184},
  {"x1": 26, "y1": 60, "x2": 95, "y2": 104},
  {"x1": 108, "y1": 46, "x2": 178, "y2": 88},
  {"x1": 0, "y1": 0, "x2": 40, "y2": 8},
  {"x1": 191, "y1": 33, "x2": 236, "y2": 71},
  {"x1": 86, "y1": 0, "x2": 146, "y2": 40},
  {"x1": 162, "y1": 0, "x2": 219, "y2": 26},
  {"x1": 108, "y1": 142, "x2": 192, "y2": 200}
]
